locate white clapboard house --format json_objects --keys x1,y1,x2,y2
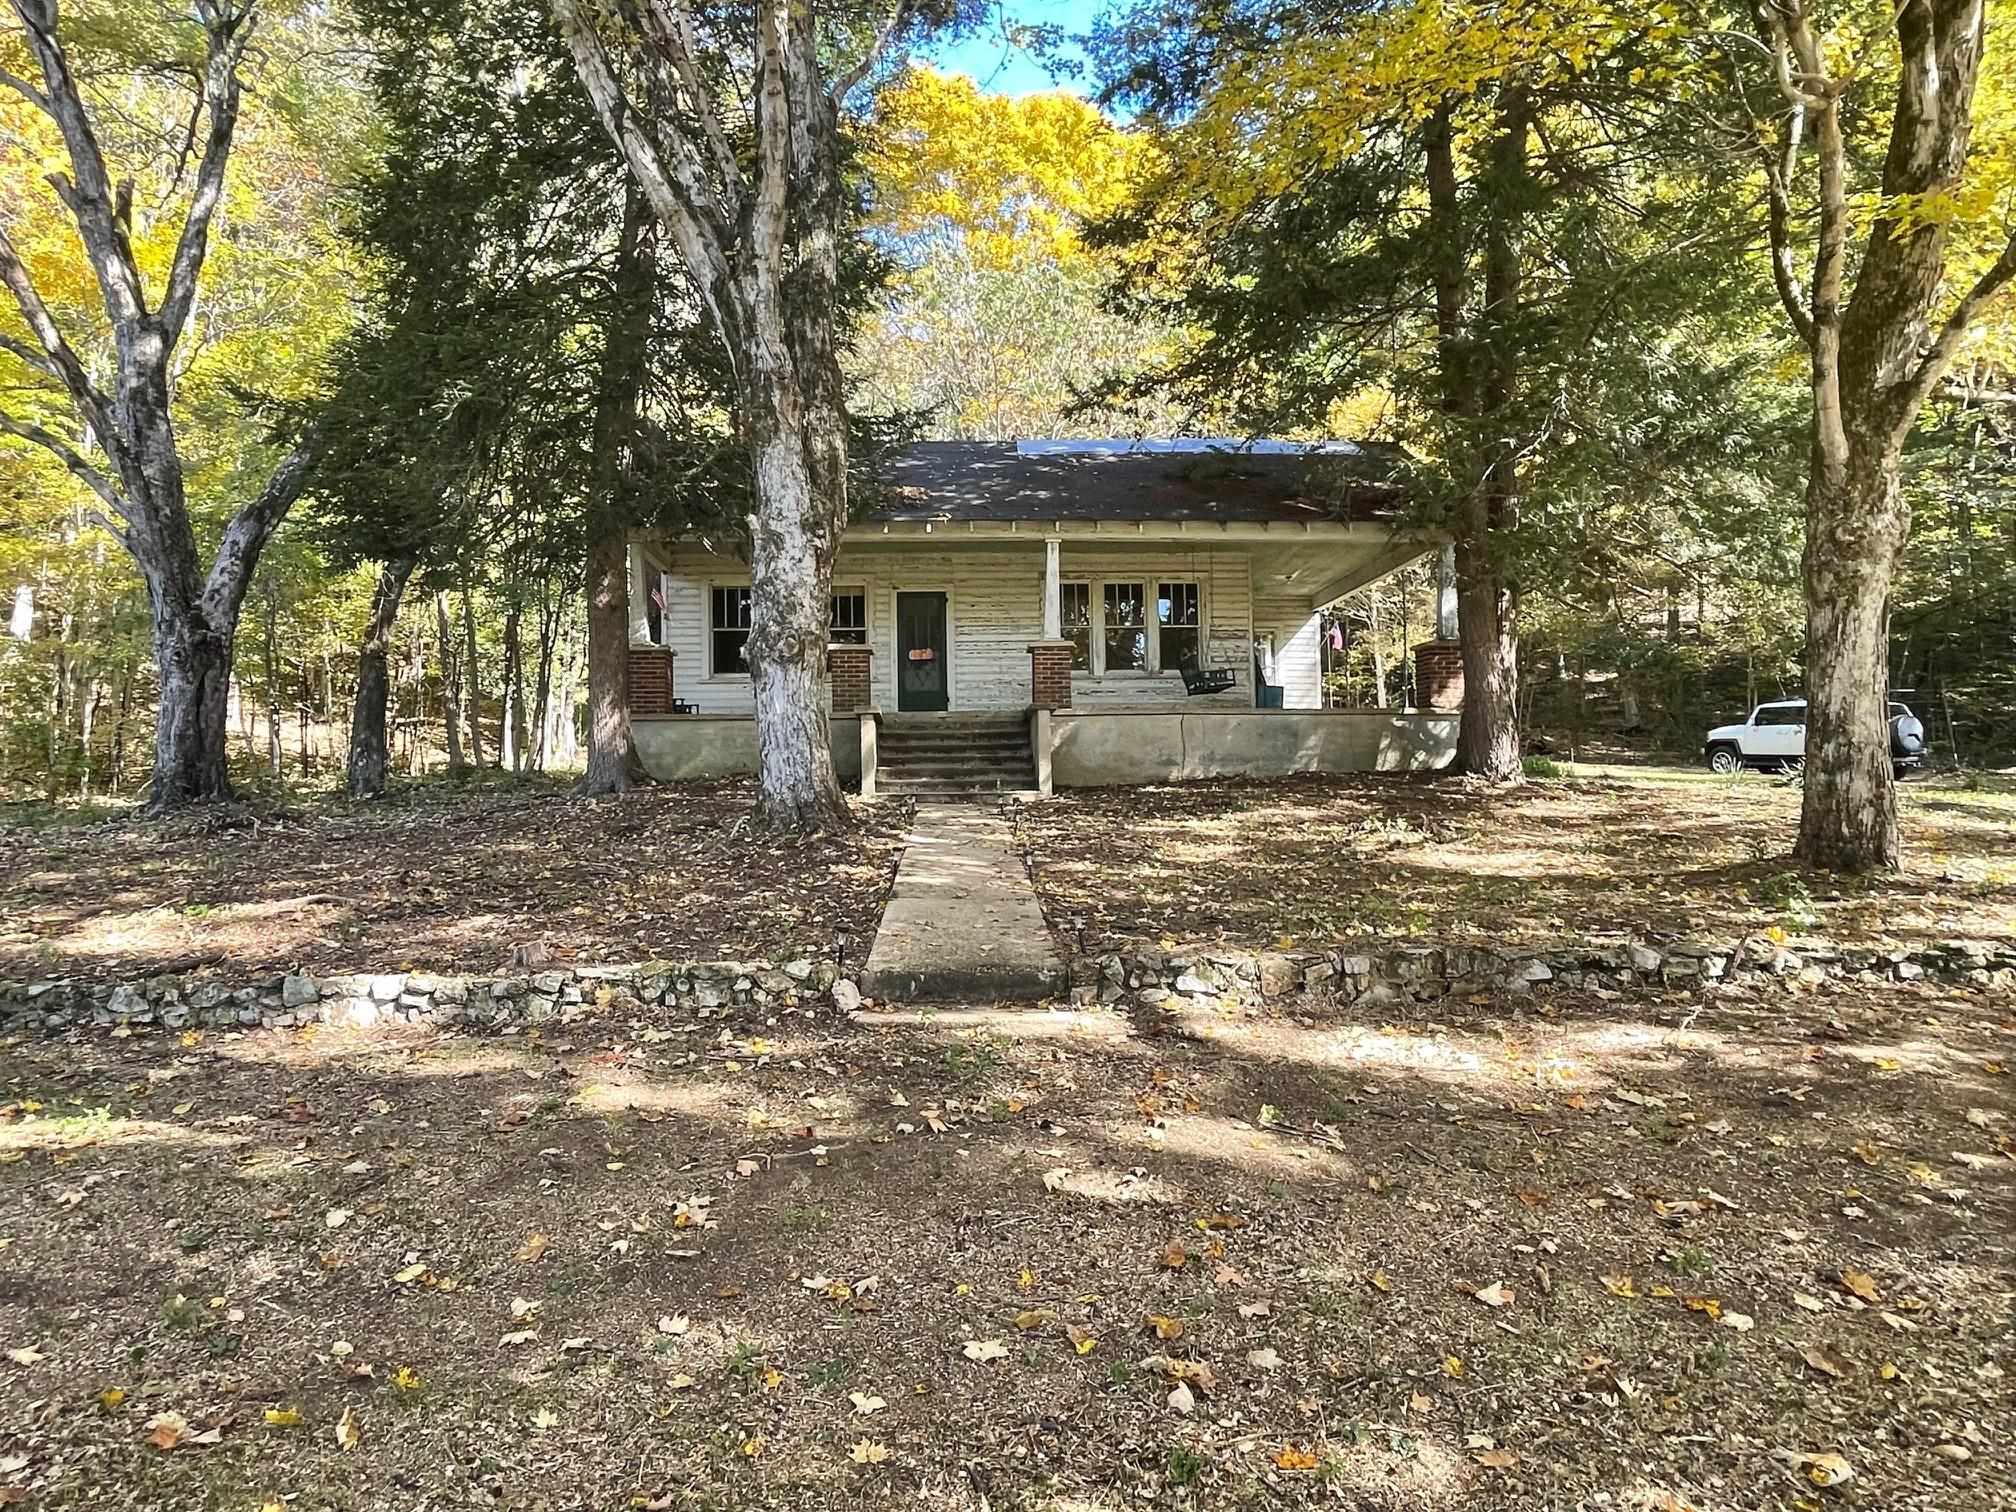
[{"x1": 624, "y1": 439, "x2": 1459, "y2": 794}]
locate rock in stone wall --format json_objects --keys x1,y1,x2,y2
[
  {"x1": 1068, "y1": 937, "x2": 2016, "y2": 1011},
  {"x1": 0, "y1": 958, "x2": 842, "y2": 1036}
]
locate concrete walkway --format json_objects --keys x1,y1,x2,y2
[{"x1": 859, "y1": 803, "x2": 1065, "y2": 1003}]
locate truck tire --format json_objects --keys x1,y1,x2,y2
[
  {"x1": 1889, "y1": 712, "x2": 1926, "y2": 760},
  {"x1": 1707, "y1": 744, "x2": 1743, "y2": 775}
]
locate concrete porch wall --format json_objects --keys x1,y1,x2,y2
[
  {"x1": 634, "y1": 716, "x2": 861, "y2": 782},
  {"x1": 1050, "y1": 710, "x2": 1457, "y2": 786}
]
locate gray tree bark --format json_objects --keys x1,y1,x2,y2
[
  {"x1": 549, "y1": 0, "x2": 901, "y2": 828},
  {"x1": 461, "y1": 581, "x2": 485, "y2": 768},
  {"x1": 0, "y1": 0, "x2": 318, "y2": 813},
  {"x1": 1753, "y1": 0, "x2": 2015, "y2": 871},
  {"x1": 347, "y1": 557, "x2": 416, "y2": 799},
  {"x1": 434, "y1": 591, "x2": 465, "y2": 775},
  {"x1": 578, "y1": 183, "x2": 652, "y2": 796}
]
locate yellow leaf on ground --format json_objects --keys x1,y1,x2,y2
[
  {"x1": 515, "y1": 1233, "x2": 548, "y2": 1262},
  {"x1": 1443, "y1": 1355, "x2": 1464, "y2": 1378},
  {"x1": 1602, "y1": 1274, "x2": 1637, "y2": 1298},
  {"x1": 848, "y1": 1439, "x2": 889, "y2": 1464},
  {"x1": 393, "y1": 1367, "x2": 421, "y2": 1391},
  {"x1": 1145, "y1": 1314, "x2": 1183, "y2": 1340},
  {"x1": 262, "y1": 1408, "x2": 303, "y2": 1428},
  {"x1": 1067, "y1": 1325, "x2": 1098, "y2": 1355},
  {"x1": 1839, "y1": 1269, "x2": 1881, "y2": 1303},
  {"x1": 1275, "y1": 1444, "x2": 1320, "y2": 1471},
  {"x1": 1798, "y1": 1452, "x2": 1853, "y2": 1487},
  {"x1": 334, "y1": 1407, "x2": 361, "y2": 1451}
]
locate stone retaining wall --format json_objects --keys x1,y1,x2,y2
[
  {"x1": 0, "y1": 958, "x2": 841, "y2": 1034},
  {"x1": 1072, "y1": 936, "x2": 2016, "y2": 1009},
  {"x1": 5, "y1": 935, "x2": 2009, "y2": 1036}
]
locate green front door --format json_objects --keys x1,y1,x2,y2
[{"x1": 896, "y1": 592, "x2": 949, "y2": 712}]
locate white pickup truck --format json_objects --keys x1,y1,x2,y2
[{"x1": 1704, "y1": 698, "x2": 1927, "y2": 775}]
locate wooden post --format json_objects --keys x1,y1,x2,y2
[{"x1": 1042, "y1": 538, "x2": 1061, "y2": 641}]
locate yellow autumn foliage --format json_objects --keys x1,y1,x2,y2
[{"x1": 864, "y1": 65, "x2": 1160, "y2": 270}]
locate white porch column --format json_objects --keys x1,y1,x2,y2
[
  {"x1": 626, "y1": 542, "x2": 653, "y2": 646},
  {"x1": 1042, "y1": 537, "x2": 1061, "y2": 640}
]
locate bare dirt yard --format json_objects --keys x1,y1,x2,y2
[
  {"x1": 0, "y1": 977, "x2": 2010, "y2": 1509},
  {"x1": 1, "y1": 770, "x2": 2011, "y2": 1510},
  {"x1": 1014, "y1": 768, "x2": 2016, "y2": 957},
  {"x1": 0, "y1": 782, "x2": 911, "y2": 985}
]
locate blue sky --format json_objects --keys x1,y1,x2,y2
[{"x1": 922, "y1": 0, "x2": 1096, "y2": 97}]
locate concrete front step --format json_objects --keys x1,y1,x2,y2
[
  {"x1": 882, "y1": 756, "x2": 1037, "y2": 777},
  {"x1": 881, "y1": 778, "x2": 1037, "y2": 797}
]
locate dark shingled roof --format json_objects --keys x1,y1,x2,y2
[{"x1": 865, "y1": 442, "x2": 1401, "y2": 525}]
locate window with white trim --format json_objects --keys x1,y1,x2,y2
[
  {"x1": 830, "y1": 590, "x2": 867, "y2": 644},
  {"x1": 1060, "y1": 582, "x2": 1091, "y2": 671},
  {"x1": 1103, "y1": 582, "x2": 1147, "y2": 671},
  {"x1": 709, "y1": 586, "x2": 751, "y2": 674},
  {"x1": 1157, "y1": 582, "x2": 1201, "y2": 673}
]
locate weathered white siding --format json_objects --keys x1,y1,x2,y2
[
  {"x1": 1253, "y1": 597, "x2": 1325, "y2": 710},
  {"x1": 638, "y1": 540, "x2": 1269, "y2": 713}
]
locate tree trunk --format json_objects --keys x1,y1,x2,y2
[
  {"x1": 79, "y1": 678, "x2": 101, "y2": 798},
  {"x1": 531, "y1": 586, "x2": 558, "y2": 773},
  {"x1": 579, "y1": 531, "x2": 635, "y2": 793},
  {"x1": 148, "y1": 601, "x2": 237, "y2": 811},
  {"x1": 461, "y1": 582, "x2": 485, "y2": 768},
  {"x1": 262, "y1": 579, "x2": 283, "y2": 783},
  {"x1": 503, "y1": 601, "x2": 527, "y2": 774},
  {"x1": 347, "y1": 557, "x2": 417, "y2": 799},
  {"x1": 579, "y1": 182, "x2": 653, "y2": 797},
  {"x1": 1795, "y1": 462, "x2": 1906, "y2": 870},
  {"x1": 435, "y1": 591, "x2": 465, "y2": 775},
  {"x1": 742, "y1": 388, "x2": 849, "y2": 830},
  {"x1": 109, "y1": 654, "x2": 133, "y2": 795},
  {"x1": 1425, "y1": 90, "x2": 1525, "y2": 784},
  {"x1": 1454, "y1": 538, "x2": 1522, "y2": 777}
]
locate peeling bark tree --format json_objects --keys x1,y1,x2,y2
[
  {"x1": 548, "y1": 0, "x2": 918, "y2": 829},
  {"x1": 1748, "y1": 0, "x2": 2016, "y2": 871},
  {"x1": 347, "y1": 557, "x2": 417, "y2": 798},
  {"x1": 0, "y1": 0, "x2": 319, "y2": 812}
]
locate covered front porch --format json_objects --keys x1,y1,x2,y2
[
  {"x1": 623, "y1": 517, "x2": 1458, "y2": 792},
  {"x1": 624, "y1": 517, "x2": 1433, "y2": 718}
]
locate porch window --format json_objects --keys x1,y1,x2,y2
[
  {"x1": 1157, "y1": 582, "x2": 1201, "y2": 673},
  {"x1": 830, "y1": 590, "x2": 867, "y2": 644},
  {"x1": 709, "y1": 585, "x2": 751, "y2": 674},
  {"x1": 1060, "y1": 582, "x2": 1091, "y2": 670},
  {"x1": 1104, "y1": 582, "x2": 1147, "y2": 671}
]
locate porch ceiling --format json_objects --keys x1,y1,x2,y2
[{"x1": 1249, "y1": 537, "x2": 1435, "y2": 609}]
